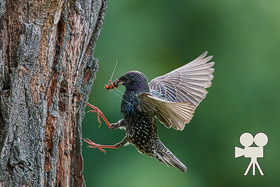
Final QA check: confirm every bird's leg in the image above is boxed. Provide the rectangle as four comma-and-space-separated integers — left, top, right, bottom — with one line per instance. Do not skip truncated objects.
86, 102, 111, 128
110, 119, 125, 129
83, 136, 129, 153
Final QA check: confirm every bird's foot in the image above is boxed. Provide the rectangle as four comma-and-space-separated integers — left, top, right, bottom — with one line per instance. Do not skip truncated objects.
83, 138, 117, 154
86, 103, 111, 128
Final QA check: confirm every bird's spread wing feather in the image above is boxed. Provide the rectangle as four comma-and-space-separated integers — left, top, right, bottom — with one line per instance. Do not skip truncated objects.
138, 93, 195, 131
149, 51, 214, 106
138, 51, 214, 130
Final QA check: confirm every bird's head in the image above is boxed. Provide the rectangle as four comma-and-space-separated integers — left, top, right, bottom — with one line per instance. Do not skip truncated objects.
105, 71, 149, 92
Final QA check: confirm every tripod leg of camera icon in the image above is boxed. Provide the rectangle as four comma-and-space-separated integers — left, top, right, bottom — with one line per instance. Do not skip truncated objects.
244, 158, 264, 176
235, 132, 268, 176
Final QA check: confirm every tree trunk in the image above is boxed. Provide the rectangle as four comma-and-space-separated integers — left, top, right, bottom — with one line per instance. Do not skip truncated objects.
0, 0, 106, 186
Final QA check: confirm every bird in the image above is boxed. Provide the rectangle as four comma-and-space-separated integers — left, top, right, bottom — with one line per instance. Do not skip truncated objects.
84, 51, 214, 172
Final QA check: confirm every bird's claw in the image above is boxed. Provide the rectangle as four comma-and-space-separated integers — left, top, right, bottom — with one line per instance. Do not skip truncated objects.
88, 145, 106, 153
83, 138, 107, 154
88, 109, 102, 127
86, 103, 111, 128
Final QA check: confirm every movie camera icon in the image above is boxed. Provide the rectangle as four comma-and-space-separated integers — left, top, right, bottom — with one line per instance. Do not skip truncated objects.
235, 132, 268, 176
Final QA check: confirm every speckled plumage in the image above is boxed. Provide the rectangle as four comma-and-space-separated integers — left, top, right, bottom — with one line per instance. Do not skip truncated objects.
125, 112, 157, 155
116, 71, 187, 172
85, 52, 215, 173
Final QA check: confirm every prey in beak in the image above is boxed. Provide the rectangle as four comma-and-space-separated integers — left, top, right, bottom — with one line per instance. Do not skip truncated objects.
104, 79, 123, 90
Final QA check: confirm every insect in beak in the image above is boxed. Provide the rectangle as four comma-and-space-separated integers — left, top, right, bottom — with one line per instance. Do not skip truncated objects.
104, 79, 122, 90
105, 59, 119, 90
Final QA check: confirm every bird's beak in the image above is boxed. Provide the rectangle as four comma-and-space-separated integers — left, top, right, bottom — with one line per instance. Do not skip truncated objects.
113, 79, 123, 88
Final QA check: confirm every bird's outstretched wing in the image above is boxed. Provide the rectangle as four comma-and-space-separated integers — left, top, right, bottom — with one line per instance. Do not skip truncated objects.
149, 51, 214, 106
138, 51, 214, 131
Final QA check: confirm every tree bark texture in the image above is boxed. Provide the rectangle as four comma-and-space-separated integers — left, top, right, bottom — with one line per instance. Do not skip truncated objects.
0, 0, 106, 186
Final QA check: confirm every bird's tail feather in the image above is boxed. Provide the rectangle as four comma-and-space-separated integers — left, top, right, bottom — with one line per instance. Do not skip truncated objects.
154, 143, 187, 173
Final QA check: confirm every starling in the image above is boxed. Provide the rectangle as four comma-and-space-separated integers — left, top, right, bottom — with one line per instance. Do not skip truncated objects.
84, 51, 214, 172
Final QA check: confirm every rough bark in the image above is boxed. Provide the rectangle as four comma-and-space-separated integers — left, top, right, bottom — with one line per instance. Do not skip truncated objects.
0, 0, 106, 186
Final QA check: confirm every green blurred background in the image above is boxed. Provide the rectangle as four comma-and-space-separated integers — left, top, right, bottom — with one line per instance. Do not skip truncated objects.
82, 0, 280, 186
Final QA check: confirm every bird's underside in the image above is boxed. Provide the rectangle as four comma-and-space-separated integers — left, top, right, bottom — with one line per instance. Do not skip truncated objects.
84, 103, 188, 172
84, 51, 215, 173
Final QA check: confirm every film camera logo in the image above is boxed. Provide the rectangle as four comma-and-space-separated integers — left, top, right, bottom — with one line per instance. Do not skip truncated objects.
235, 132, 268, 176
